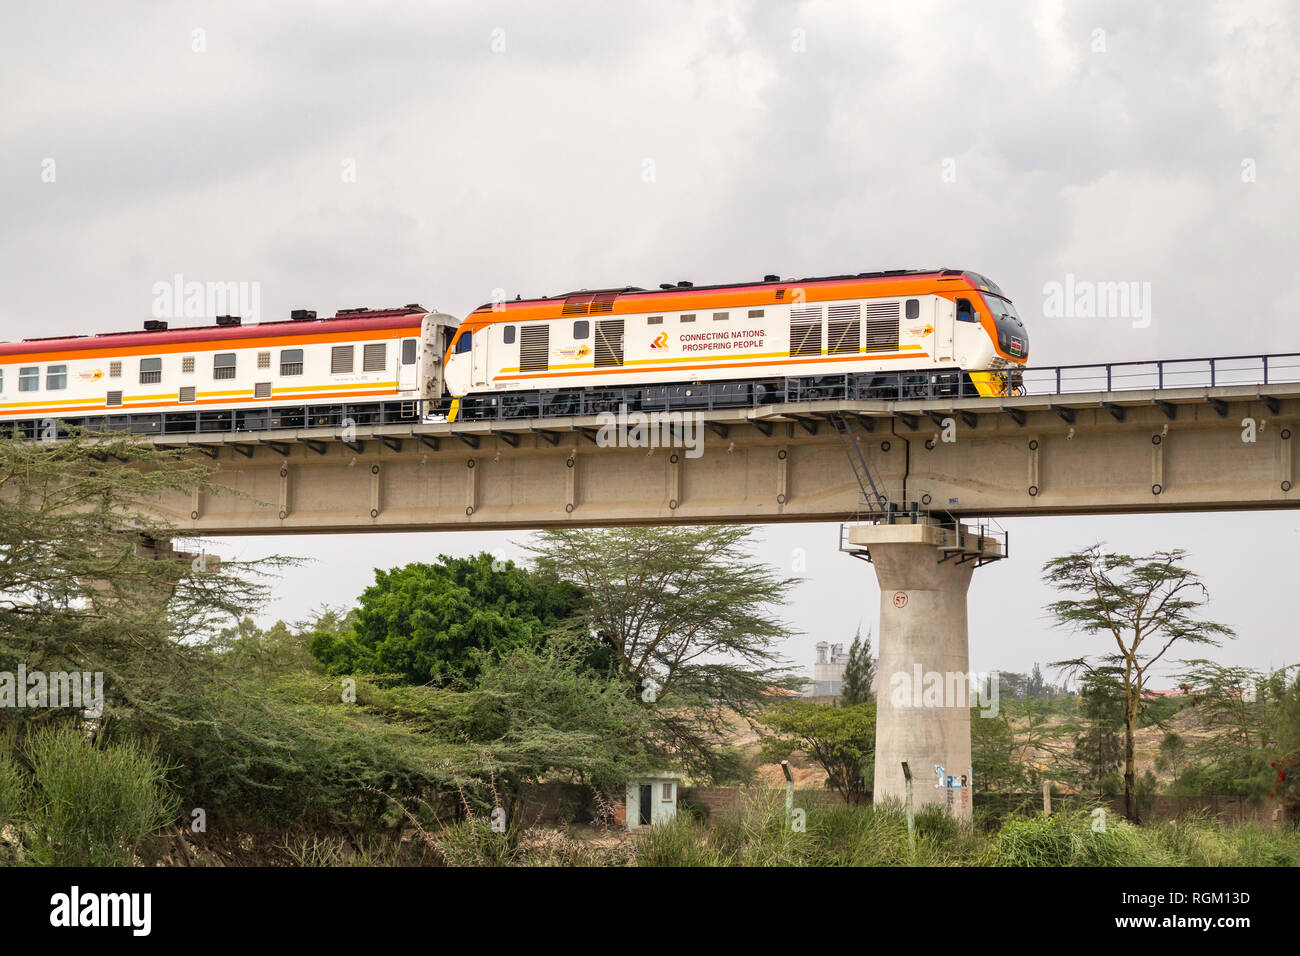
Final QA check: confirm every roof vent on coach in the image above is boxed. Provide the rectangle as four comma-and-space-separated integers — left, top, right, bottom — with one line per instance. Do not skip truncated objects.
290, 309, 317, 321
215, 315, 242, 326
764, 274, 780, 282
144, 319, 168, 331
676, 281, 693, 288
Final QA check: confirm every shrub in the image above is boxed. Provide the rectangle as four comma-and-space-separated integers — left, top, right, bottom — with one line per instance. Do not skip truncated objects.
24, 727, 180, 866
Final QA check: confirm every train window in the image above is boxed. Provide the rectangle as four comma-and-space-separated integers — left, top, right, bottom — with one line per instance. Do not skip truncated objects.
331, 345, 354, 374
213, 353, 236, 380
713, 312, 728, 321
106, 391, 122, 407
573, 320, 590, 339
182, 356, 195, 373
0, 369, 4, 391
905, 299, 920, 320
680, 314, 696, 323
46, 365, 67, 390
19, 367, 38, 392
647, 316, 663, 325
280, 348, 304, 376
109, 361, 122, 378
503, 325, 516, 344
362, 343, 387, 371
452, 332, 472, 355
956, 298, 977, 322
139, 358, 161, 385
401, 339, 417, 365
748, 310, 764, 318
178, 386, 196, 403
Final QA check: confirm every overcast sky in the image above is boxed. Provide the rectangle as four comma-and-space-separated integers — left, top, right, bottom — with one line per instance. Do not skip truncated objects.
4, 0, 1298, 684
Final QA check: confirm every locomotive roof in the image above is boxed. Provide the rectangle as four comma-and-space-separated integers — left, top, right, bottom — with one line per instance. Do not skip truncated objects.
478, 268, 1000, 312
468, 268, 1001, 318
0, 307, 427, 358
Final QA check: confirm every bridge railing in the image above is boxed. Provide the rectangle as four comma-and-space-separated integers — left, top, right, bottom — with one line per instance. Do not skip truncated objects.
1017, 352, 1300, 396
9, 352, 1300, 440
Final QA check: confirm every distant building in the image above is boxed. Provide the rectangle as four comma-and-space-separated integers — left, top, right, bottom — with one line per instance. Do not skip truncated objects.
811, 641, 848, 697
803, 641, 878, 700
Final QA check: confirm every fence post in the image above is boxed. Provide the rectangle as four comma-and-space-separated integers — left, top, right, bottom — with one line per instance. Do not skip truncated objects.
902, 760, 915, 856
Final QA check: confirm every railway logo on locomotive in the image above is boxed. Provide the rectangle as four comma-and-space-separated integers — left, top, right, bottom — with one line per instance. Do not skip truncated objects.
649, 331, 669, 350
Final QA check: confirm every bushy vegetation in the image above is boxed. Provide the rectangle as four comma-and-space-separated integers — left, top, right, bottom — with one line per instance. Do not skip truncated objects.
0, 727, 178, 865
632, 800, 1300, 868
0, 432, 1295, 867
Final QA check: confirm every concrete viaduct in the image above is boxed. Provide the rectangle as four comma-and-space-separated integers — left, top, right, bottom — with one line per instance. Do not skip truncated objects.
140, 355, 1300, 817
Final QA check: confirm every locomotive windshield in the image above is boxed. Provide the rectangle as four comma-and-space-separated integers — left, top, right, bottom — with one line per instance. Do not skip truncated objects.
981, 292, 1019, 321
981, 292, 1027, 360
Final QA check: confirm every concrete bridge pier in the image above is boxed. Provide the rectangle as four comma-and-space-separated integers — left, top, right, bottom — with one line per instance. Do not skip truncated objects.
847, 519, 1001, 819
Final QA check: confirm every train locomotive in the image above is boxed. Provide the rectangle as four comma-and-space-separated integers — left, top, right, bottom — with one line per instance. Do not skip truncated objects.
445, 268, 1027, 421
0, 269, 1026, 435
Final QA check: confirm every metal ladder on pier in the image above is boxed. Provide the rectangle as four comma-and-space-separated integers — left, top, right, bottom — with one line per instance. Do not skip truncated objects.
828, 414, 887, 515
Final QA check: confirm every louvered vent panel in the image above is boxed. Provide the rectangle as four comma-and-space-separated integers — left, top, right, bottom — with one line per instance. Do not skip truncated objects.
331, 345, 354, 374
178, 386, 196, 403
864, 300, 901, 351
789, 306, 823, 356
827, 304, 862, 354
106, 391, 122, 407
362, 343, 387, 372
590, 292, 619, 314
594, 319, 624, 368
254, 382, 272, 399
520, 325, 550, 371
561, 294, 594, 316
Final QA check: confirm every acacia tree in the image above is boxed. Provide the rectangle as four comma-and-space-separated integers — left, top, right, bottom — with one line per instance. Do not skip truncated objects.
1043, 546, 1234, 822
525, 526, 802, 780
759, 700, 875, 803
0, 430, 283, 742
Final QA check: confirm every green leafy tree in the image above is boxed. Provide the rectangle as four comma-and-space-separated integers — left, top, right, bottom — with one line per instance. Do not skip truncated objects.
759, 700, 876, 803
526, 526, 802, 781
1066, 668, 1127, 799
309, 554, 585, 684
1156, 732, 1189, 790
1174, 661, 1299, 801
840, 626, 874, 705
972, 694, 1072, 794
1043, 546, 1234, 822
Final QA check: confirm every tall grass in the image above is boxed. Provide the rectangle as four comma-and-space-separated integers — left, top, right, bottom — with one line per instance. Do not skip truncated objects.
22, 727, 180, 866
629, 790, 1300, 867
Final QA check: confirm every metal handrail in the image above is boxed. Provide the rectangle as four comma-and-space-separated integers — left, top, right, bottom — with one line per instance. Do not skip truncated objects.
6, 351, 1300, 440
